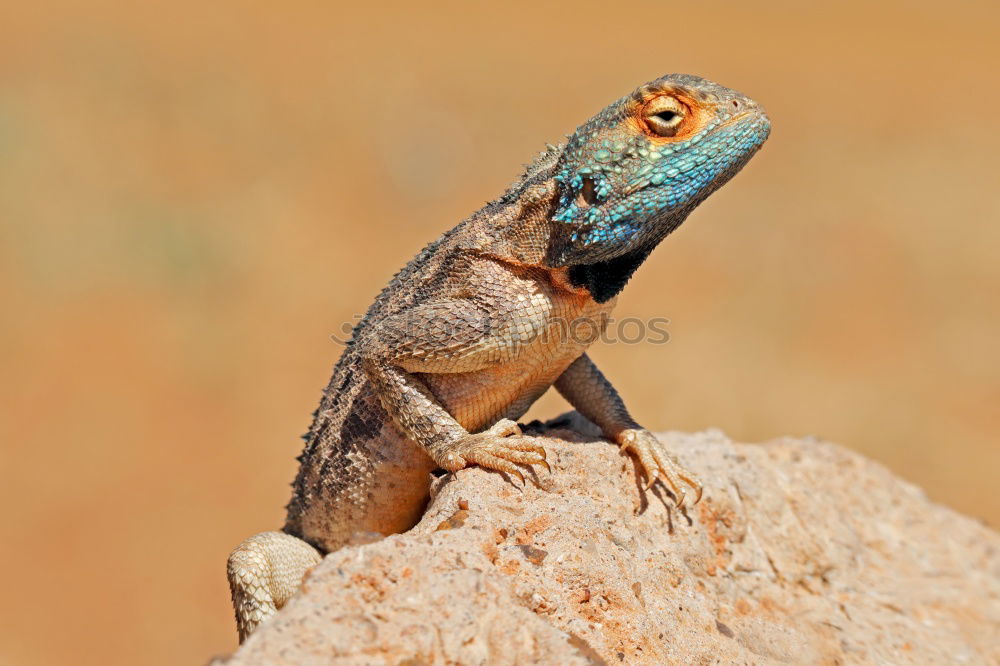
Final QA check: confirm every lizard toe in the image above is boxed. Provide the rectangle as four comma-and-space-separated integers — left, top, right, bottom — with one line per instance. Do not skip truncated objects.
618, 429, 703, 508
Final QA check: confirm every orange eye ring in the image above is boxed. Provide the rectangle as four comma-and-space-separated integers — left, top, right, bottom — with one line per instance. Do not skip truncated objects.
635, 92, 704, 142
643, 96, 687, 137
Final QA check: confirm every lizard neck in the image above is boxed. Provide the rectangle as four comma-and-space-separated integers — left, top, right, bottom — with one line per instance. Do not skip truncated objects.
461, 140, 661, 304
461, 175, 562, 267
557, 209, 690, 303
469, 181, 657, 303
459, 142, 567, 265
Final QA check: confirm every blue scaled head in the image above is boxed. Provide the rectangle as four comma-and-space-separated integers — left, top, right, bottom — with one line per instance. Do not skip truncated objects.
546, 74, 770, 267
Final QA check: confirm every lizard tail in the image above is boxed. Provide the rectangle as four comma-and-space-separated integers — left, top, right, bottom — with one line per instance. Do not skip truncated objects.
226, 530, 322, 642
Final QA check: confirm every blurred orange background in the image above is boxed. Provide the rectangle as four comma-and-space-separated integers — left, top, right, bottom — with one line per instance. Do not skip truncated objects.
2, 1, 998, 664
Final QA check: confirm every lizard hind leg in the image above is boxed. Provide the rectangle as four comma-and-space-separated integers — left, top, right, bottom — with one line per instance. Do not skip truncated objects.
226, 531, 323, 643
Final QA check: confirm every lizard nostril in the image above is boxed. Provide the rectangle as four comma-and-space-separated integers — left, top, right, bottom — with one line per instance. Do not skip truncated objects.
731, 100, 742, 111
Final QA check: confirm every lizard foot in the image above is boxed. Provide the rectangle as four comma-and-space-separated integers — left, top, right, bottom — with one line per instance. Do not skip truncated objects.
438, 418, 550, 483
617, 429, 703, 509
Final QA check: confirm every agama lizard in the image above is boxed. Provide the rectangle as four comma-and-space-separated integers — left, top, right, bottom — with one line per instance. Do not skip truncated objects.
227, 73, 770, 642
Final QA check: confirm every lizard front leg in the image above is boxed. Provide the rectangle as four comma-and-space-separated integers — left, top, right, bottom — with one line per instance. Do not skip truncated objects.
359, 298, 549, 483
555, 353, 702, 508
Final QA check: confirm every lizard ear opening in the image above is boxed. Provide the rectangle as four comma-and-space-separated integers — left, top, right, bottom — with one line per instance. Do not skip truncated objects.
576, 177, 599, 208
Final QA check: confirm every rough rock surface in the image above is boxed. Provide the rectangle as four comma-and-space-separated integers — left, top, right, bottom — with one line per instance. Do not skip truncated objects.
220, 413, 1000, 665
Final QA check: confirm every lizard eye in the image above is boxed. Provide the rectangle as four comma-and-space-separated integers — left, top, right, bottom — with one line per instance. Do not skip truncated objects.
643, 96, 687, 137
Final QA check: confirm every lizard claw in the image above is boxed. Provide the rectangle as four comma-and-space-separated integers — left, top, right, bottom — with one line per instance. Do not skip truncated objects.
439, 419, 551, 482
618, 429, 703, 509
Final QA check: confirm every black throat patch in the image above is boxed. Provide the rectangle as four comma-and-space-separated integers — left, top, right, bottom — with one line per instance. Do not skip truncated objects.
567, 246, 653, 303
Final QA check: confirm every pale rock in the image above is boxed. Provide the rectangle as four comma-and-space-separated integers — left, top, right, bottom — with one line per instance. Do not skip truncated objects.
219, 413, 1000, 665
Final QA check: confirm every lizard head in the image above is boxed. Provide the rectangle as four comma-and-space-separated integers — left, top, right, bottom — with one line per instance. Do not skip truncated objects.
546, 74, 770, 296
